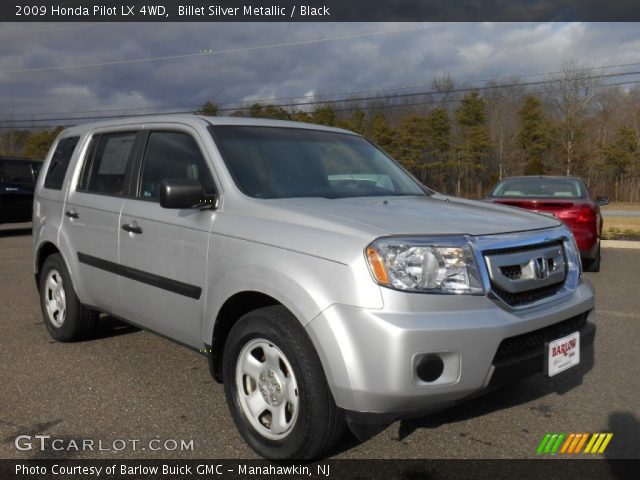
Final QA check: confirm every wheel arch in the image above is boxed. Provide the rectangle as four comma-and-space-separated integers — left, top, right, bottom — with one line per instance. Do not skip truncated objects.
208, 291, 284, 383
34, 241, 62, 291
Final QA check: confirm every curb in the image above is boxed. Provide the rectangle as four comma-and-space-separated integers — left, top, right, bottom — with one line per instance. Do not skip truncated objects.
602, 240, 640, 250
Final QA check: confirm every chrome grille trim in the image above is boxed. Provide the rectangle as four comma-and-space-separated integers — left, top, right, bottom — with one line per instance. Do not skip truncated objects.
484, 241, 566, 294
466, 226, 581, 311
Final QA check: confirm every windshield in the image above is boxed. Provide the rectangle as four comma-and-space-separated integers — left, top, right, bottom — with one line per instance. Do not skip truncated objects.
210, 126, 427, 199
490, 177, 586, 199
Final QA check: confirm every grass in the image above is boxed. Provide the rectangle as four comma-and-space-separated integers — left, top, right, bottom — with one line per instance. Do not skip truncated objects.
602, 216, 640, 240
597, 203, 640, 239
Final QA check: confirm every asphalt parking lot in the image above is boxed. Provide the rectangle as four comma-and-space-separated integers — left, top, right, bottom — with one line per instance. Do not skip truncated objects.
1, 223, 638, 460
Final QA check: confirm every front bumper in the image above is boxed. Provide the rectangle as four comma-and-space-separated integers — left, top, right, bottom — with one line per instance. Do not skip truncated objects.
305, 278, 595, 417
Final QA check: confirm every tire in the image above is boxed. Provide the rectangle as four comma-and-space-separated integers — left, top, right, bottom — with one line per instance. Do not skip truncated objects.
583, 243, 601, 273
39, 253, 98, 342
222, 305, 345, 459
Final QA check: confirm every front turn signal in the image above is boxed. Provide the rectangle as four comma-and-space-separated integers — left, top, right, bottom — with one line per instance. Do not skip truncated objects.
366, 246, 390, 285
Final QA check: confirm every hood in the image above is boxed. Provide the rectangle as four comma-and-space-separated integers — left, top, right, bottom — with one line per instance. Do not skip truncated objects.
220, 194, 562, 265
275, 194, 561, 236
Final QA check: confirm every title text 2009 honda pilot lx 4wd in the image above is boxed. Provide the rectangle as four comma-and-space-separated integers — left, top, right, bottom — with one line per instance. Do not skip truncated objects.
33, 116, 595, 459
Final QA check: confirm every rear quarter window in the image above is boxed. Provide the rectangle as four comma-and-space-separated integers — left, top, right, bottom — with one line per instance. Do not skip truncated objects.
44, 136, 80, 190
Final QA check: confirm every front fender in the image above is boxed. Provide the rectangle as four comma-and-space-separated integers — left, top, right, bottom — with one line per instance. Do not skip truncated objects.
202, 234, 382, 344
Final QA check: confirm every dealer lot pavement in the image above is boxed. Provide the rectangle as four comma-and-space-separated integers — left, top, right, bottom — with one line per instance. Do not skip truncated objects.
0, 223, 638, 459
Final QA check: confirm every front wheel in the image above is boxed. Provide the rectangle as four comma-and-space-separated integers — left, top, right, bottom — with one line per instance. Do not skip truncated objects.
222, 305, 345, 459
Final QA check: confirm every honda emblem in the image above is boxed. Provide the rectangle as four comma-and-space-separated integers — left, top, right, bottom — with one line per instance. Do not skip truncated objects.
533, 256, 550, 279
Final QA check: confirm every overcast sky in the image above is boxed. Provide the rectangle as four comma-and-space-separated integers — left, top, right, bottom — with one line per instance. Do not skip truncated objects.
0, 22, 639, 126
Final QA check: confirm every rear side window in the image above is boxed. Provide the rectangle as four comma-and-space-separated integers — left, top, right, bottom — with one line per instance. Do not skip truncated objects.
138, 131, 215, 201
79, 132, 137, 196
1, 160, 34, 185
44, 136, 79, 190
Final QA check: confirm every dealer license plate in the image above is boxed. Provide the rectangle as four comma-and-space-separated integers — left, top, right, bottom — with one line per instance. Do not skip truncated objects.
545, 331, 580, 377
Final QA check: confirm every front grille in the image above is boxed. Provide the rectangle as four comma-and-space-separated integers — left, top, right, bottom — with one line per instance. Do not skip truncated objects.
485, 240, 567, 307
493, 313, 588, 363
499, 258, 558, 281
492, 281, 564, 307
500, 265, 522, 279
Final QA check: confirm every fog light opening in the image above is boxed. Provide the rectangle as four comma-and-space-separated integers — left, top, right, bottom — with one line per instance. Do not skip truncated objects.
416, 354, 445, 382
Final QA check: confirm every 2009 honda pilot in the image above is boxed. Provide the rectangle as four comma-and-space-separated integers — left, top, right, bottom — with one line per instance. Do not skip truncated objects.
33, 115, 595, 459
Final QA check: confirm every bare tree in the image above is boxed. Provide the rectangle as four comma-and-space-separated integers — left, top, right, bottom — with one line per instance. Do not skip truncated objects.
547, 61, 600, 176
432, 73, 455, 101
485, 77, 525, 180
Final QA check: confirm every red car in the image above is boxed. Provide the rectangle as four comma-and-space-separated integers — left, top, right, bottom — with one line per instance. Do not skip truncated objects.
487, 176, 608, 272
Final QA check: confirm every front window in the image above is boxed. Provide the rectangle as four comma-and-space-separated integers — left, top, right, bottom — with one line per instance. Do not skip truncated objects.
139, 131, 216, 201
490, 177, 586, 199
210, 126, 427, 199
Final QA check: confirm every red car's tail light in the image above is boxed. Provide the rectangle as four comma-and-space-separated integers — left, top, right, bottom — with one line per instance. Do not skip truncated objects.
575, 204, 596, 224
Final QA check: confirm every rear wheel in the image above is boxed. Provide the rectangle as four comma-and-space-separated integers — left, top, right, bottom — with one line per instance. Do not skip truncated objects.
222, 305, 345, 459
39, 254, 98, 341
583, 242, 601, 272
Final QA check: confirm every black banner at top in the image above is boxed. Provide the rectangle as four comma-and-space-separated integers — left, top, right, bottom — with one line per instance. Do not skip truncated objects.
3, 0, 640, 22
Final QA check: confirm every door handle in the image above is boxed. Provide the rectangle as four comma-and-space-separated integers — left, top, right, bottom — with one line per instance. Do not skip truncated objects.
121, 223, 143, 234
65, 210, 79, 219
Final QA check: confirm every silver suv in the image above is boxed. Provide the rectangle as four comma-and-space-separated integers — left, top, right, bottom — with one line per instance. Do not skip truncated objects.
33, 115, 595, 459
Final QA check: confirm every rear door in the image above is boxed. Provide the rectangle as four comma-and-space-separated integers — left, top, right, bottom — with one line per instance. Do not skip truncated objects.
118, 127, 217, 347
62, 129, 141, 311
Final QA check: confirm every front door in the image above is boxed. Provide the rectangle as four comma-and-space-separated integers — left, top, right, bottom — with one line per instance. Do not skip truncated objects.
118, 128, 217, 348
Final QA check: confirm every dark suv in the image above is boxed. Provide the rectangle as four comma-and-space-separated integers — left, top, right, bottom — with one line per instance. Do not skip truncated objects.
0, 157, 42, 224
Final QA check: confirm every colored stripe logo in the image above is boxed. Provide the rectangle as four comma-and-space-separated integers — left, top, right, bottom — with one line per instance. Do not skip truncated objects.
537, 433, 613, 454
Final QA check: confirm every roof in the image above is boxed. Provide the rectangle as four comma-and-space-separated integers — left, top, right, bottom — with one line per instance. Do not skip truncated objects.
57, 114, 355, 137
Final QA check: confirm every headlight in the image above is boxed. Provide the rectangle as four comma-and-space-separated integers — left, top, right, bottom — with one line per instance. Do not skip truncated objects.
365, 236, 484, 294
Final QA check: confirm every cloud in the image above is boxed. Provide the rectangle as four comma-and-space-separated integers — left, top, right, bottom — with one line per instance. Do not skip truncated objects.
458, 42, 494, 62
0, 22, 639, 125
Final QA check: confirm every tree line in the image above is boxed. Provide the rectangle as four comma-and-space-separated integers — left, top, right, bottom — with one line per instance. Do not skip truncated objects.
2, 63, 639, 201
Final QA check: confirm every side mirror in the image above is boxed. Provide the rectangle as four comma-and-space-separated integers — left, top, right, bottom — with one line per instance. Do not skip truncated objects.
596, 196, 609, 207
160, 178, 205, 209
